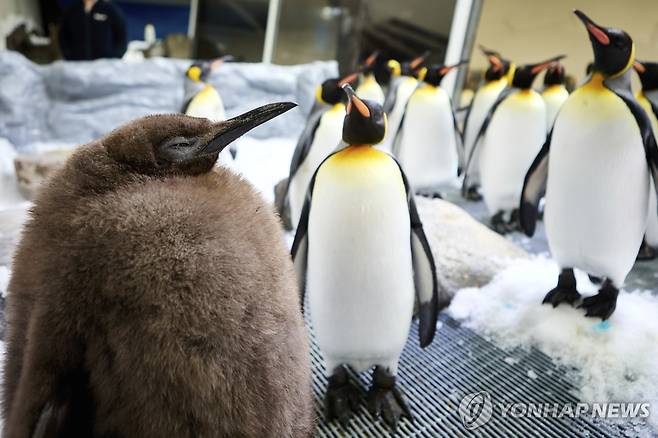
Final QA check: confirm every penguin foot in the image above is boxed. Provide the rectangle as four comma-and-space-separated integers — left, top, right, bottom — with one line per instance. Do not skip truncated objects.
506, 209, 521, 233
579, 280, 619, 320
588, 274, 603, 285
637, 239, 657, 261
324, 367, 360, 426
366, 367, 412, 430
464, 186, 482, 202
490, 211, 509, 234
543, 268, 580, 307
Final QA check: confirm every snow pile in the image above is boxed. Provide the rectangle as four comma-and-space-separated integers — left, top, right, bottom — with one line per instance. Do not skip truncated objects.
0, 266, 9, 298
449, 257, 658, 429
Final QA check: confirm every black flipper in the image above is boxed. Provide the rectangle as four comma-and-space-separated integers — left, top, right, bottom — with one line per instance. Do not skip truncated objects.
392, 158, 447, 347
462, 87, 516, 194
604, 79, 658, 213
448, 96, 465, 174
383, 78, 400, 114
519, 129, 553, 236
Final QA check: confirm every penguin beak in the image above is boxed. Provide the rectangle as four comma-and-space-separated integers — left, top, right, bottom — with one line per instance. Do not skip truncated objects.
574, 10, 610, 46
342, 84, 370, 117
210, 55, 234, 71
529, 55, 566, 74
634, 61, 646, 74
202, 102, 297, 154
439, 60, 469, 75
338, 72, 359, 87
364, 50, 380, 67
479, 45, 498, 57
409, 51, 430, 70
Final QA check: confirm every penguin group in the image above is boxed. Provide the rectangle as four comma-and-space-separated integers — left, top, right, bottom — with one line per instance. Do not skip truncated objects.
4, 6, 658, 436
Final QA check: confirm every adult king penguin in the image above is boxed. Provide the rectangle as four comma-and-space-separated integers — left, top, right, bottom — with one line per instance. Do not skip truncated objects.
379, 53, 428, 152
464, 54, 565, 233
292, 84, 448, 428
356, 51, 386, 105
520, 11, 658, 320
3, 103, 315, 436
394, 61, 467, 196
541, 62, 570, 131
461, 46, 514, 201
283, 73, 358, 229
182, 57, 235, 165
634, 60, 658, 260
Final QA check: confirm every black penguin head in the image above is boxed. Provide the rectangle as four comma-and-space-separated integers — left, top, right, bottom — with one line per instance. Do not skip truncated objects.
185, 55, 233, 82
316, 73, 358, 105
104, 102, 296, 175
480, 45, 512, 81
422, 60, 469, 86
512, 55, 566, 89
341, 84, 386, 145
575, 10, 634, 78
634, 61, 658, 92
543, 62, 566, 86
360, 51, 380, 75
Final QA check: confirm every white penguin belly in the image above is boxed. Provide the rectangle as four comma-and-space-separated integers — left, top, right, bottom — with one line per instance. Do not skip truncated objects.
463, 80, 507, 181
289, 107, 344, 227
637, 95, 658, 246
397, 86, 458, 189
545, 86, 649, 285
379, 77, 417, 152
356, 76, 385, 105
542, 85, 569, 131
307, 147, 415, 373
479, 91, 546, 214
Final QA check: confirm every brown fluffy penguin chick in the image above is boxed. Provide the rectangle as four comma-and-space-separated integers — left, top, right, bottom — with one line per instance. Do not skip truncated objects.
2, 103, 315, 437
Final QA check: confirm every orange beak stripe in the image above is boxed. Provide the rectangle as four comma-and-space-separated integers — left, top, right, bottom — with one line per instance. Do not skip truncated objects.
587, 23, 610, 45
351, 96, 370, 117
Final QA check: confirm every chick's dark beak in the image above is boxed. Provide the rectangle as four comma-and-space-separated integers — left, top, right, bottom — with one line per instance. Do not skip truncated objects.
202, 102, 297, 154
574, 10, 610, 46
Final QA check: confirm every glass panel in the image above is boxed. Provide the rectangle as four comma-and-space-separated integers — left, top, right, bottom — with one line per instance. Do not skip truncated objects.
195, 0, 269, 61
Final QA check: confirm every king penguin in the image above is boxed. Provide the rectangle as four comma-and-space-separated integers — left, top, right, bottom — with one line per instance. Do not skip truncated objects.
520, 11, 658, 320
461, 46, 514, 201
182, 57, 235, 166
394, 61, 467, 197
2, 103, 315, 436
356, 51, 386, 105
633, 60, 658, 260
379, 53, 428, 153
464, 54, 565, 233
541, 62, 570, 131
292, 84, 449, 428
283, 73, 358, 229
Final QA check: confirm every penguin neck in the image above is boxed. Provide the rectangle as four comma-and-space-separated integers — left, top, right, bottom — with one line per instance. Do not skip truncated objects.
585, 72, 606, 90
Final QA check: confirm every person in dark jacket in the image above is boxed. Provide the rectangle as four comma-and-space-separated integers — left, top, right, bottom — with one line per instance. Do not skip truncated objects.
59, 0, 127, 60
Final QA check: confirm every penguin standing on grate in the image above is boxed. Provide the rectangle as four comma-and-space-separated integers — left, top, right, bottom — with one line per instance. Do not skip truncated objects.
292, 84, 450, 429
2, 103, 315, 437
520, 11, 658, 320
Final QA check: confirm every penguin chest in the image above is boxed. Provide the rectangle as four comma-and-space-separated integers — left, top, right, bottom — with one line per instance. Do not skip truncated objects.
464, 79, 507, 156
545, 85, 649, 284
480, 90, 546, 212
289, 105, 345, 226
356, 76, 385, 105
381, 77, 418, 151
542, 85, 569, 130
185, 86, 225, 121
306, 147, 415, 366
398, 86, 458, 188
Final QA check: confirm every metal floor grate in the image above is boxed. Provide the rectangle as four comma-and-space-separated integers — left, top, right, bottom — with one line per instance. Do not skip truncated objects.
309, 313, 629, 437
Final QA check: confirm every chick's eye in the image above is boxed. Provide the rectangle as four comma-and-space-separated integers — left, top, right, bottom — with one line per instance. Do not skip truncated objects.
167, 137, 191, 149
